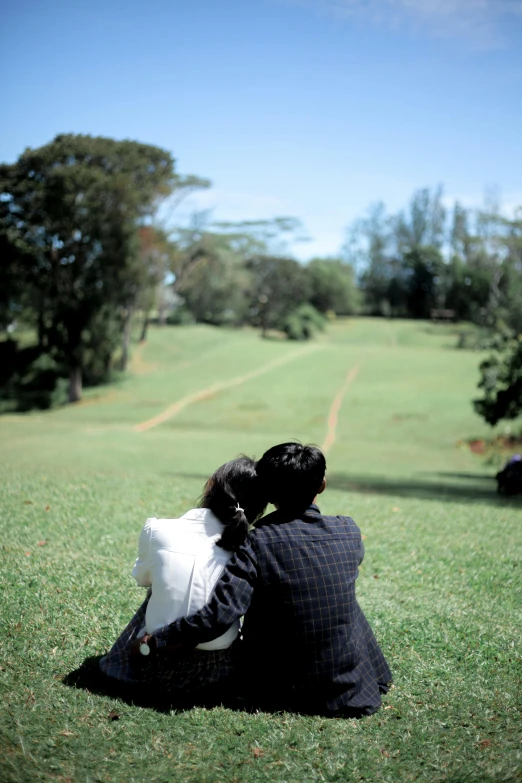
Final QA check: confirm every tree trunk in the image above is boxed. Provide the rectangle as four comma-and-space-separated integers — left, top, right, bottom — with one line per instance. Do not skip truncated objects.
120, 308, 133, 371
68, 363, 82, 403
140, 311, 150, 342
158, 301, 167, 326
37, 294, 46, 349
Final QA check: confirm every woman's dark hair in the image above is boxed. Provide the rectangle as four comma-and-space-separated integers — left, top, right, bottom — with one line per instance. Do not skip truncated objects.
256, 442, 326, 513
199, 456, 267, 551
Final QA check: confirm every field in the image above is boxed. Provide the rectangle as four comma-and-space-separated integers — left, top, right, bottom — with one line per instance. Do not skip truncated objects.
1, 317, 521, 783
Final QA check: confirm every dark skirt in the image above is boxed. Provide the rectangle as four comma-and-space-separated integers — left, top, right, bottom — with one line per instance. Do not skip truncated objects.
99, 597, 240, 707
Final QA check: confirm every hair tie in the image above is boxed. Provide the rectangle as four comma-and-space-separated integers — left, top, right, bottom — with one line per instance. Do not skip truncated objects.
234, 503, 245, 514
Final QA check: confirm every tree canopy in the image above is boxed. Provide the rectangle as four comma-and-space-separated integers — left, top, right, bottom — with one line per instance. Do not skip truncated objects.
0, 134, 178, 400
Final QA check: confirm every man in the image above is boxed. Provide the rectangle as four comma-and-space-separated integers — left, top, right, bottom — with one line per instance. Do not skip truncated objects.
140, 443, 392, 716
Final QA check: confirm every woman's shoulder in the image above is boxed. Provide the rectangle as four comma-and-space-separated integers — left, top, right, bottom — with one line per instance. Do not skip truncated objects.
142, 509, 223, 533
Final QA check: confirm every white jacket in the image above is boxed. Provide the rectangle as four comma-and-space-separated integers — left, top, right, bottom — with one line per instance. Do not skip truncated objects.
132, 508, 239, 650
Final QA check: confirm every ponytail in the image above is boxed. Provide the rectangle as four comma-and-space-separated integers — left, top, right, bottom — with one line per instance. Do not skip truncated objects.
199, 457, 267, 552
216, 505, 250, 551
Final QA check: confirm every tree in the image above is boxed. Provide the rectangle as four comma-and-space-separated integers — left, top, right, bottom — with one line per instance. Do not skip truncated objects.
444, 256, 492, 324
212, 216, 309, 258
403, 245, 445, 319
344, 187, 522, 327
494, 210, 522, 333
170, 215, 313, 332
394, 186, 446, 252
135, 225, 175, 344
474, 336, 522, 425
175, 227, 250, 325
0, 134, 178, 401
246, 256, 311, 337
283, 303, 325, 340
307, 258, 360, 315
345, 203, 388, 315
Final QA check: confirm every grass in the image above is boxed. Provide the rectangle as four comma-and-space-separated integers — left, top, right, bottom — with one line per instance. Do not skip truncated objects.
1, 317, 521, 783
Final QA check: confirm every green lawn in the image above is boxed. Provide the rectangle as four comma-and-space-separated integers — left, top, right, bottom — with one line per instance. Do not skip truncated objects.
1, 318, 521, 783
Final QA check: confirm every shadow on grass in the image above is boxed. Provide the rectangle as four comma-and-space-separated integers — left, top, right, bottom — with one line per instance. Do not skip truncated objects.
326, 472, 521, 507
64, 656, 374, 720
63, 655, 244, 714
165, 470, 520, 507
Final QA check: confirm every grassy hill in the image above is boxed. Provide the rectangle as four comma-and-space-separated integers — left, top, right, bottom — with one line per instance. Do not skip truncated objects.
1, 318, 520, 783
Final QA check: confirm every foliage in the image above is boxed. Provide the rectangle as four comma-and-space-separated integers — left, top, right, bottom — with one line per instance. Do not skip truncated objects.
0, 134, 178, 401
444, 256, 493, 324
211, 216, 309, 257
474, 335, 522, 425
307, 257, 360, 315
283, 303, 325, 340
0, 348, 69, 412
173, 222, 250, 326
345, 190, 522, 330
170, 217, 321, 333
246, 255, 311, 336
166, 304, 196, 326
135, 224, 175, 332
403, 245, 445, 319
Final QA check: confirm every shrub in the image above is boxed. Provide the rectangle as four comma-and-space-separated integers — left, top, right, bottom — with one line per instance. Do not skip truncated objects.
0, 351, 68, 412
283, 304, 325, 341
166, 306, 196, 326
474, 335, 522, 425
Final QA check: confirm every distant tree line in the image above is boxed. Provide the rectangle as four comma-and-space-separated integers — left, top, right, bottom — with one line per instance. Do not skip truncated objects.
0, 135, 358, 406
343, 188, 522, 427
168, 217, 359, 335
1, 136, 521, 422
344, 186, 522, 333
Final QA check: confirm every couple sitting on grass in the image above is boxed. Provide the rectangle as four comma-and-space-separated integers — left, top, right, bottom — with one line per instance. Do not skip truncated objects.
100, 442, 392, 717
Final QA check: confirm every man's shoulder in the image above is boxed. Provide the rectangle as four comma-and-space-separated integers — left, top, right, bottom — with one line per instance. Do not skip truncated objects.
251, 506, 361, 539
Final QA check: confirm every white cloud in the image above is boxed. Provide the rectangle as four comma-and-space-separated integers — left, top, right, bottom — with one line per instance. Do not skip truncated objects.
291, 0, 522, 49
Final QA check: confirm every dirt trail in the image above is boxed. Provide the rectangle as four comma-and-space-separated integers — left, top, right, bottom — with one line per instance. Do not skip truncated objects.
134, 343, 320, 433
321, 365, 360, 454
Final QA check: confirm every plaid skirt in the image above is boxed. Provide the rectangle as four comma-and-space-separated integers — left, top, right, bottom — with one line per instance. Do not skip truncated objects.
99, 596, 240, 702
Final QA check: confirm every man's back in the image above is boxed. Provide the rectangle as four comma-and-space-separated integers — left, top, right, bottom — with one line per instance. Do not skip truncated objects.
243, 505, 391, 715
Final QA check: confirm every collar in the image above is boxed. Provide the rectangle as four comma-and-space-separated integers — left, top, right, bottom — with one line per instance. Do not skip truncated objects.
256, 503, 321, 527
179, 507, 223, 529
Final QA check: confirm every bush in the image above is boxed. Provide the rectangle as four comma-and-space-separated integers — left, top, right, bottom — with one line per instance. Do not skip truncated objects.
283, 304, 325, 341
474, 336, 522, 425
0, 352, 69, 412
166, 305, 196, 326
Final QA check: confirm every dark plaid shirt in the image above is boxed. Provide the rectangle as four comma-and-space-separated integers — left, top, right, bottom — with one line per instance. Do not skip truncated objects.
154, 504, 392, 715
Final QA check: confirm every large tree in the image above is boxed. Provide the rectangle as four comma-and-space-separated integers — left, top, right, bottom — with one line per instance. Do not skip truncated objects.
246, 255, 311, 337
0, 134, 178, 401
307, 257, 359, 315
173, 222, 250, 325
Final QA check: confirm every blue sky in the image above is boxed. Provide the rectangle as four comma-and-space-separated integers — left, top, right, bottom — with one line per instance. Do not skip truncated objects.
2, 0, 522, 258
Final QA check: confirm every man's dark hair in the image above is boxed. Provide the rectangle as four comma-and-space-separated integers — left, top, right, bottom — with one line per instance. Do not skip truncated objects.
256, 442, 326, 512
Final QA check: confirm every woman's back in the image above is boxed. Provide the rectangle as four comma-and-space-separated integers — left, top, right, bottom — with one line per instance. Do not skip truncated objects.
133, 508, 239, 650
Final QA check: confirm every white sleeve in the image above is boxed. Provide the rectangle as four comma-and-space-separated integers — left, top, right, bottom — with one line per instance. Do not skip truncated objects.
132, 519, 154, 587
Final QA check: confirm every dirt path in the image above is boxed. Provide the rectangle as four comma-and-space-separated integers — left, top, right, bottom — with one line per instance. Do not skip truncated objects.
134, 343, 321, 433
321, 365, 360, 454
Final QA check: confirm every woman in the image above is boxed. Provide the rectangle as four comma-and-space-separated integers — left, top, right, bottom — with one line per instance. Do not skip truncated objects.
99, 456, 266, 706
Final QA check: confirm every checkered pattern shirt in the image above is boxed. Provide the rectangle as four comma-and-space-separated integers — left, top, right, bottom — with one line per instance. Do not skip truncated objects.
154, 505, 392, 715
